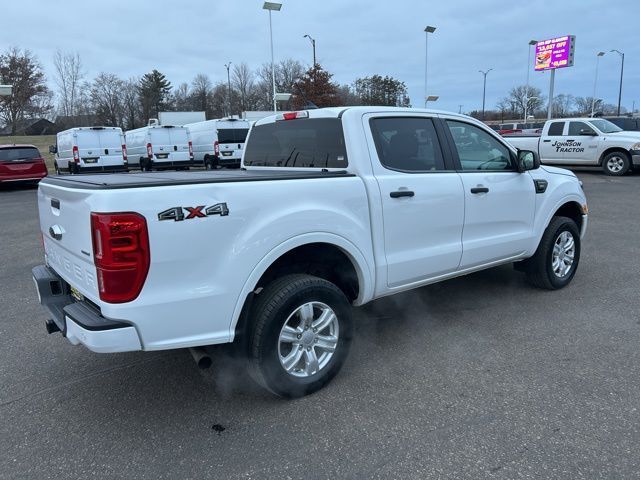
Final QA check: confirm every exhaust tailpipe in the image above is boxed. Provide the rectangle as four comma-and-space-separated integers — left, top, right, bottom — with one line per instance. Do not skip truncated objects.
189, 347, 212, 369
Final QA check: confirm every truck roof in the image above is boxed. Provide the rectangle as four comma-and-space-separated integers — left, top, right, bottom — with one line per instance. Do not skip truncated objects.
253, 106, 474, 126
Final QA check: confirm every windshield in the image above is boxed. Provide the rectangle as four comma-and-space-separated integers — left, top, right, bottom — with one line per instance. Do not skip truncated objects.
0, 147, 41, 161
590, 119, 623, 133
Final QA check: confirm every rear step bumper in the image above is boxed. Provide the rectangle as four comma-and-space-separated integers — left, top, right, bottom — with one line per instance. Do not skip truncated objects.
32, 265, 142, 353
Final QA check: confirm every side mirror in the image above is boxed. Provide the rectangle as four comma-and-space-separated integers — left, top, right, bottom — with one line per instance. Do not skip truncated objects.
49, 145, 57, 154
579, 129, 597, 136
517, 149, 540, 172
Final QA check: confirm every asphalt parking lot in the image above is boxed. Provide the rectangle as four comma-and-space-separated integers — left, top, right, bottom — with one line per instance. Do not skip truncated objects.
1, 172, 639, 480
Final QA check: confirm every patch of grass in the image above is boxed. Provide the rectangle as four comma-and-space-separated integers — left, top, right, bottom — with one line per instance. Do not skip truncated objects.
1, 135, 57, 172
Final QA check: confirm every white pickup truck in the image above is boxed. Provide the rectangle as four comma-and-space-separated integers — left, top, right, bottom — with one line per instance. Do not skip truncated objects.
32, 107, 588, 397
505, 117, 640, 175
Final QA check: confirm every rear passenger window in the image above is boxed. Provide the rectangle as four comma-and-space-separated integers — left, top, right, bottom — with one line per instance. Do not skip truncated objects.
369, 117, 445, 172
547, 122, 565, 136
568, 122, 595, 136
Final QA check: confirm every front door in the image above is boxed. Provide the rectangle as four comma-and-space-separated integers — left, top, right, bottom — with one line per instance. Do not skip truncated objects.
365, 114, 465, 287
444, 119, 536, 269
560, 121, 600, 164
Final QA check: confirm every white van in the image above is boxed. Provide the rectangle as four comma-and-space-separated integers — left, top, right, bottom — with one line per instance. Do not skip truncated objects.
125, 125, 193, 171
52, 127, 127, 174
186, 118, 250, 169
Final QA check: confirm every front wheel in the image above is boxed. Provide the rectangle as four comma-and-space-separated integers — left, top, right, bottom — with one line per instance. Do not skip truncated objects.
524, 216, 581, 290
602, 151, 630, 176
247, 274, 353, 398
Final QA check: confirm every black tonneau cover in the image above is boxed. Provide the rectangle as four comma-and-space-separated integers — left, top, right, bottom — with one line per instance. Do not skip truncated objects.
40, 169, 353, 190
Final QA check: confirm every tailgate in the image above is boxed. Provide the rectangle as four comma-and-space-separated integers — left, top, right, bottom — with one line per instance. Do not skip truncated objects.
37, 182, 99, 302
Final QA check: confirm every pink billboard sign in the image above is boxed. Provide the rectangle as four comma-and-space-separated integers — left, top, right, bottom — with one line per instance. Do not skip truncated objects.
535, 35, 576, 71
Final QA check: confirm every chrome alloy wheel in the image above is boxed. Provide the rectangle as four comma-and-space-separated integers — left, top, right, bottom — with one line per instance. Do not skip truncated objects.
552, 231, 575, 278
607, 155, 625, 173
278, 301, 339, 378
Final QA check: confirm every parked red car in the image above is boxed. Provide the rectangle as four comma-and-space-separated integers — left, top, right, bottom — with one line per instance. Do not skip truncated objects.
0, 144, 48, 184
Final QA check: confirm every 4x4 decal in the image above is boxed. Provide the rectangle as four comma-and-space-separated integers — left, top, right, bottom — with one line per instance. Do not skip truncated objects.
158, 203, 229, 222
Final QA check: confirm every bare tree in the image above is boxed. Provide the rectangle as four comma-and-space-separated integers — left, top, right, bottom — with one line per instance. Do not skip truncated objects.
173, 82, 191, 111
190, 74, 212, 113
552, 94, 574, 118
498, 85, 545, 119
122, 77, 141, 129
0, 47, 52, 134
90, 73, 125, 127
53, 50, 84, 117
574, 96, 602, 116
232, 62, 253, 113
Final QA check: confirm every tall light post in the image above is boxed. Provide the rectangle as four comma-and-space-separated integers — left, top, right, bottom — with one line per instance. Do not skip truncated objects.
524, 39, 537, 122
610, 49, 625, 116
424, 25, 436, 108
591, 51, 605, 117
479, 68, 492, 120
224, 62, 232, 117
263, 2, 282, 112
303, 34, 316, 66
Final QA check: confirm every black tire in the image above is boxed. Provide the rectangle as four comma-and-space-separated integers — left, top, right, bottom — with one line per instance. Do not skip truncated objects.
524, 216, 581, 290
204, 155, 212, 170
247, 274, 353, 398
54, 162, 60, 175
602, 151, 630, 176
141, 157, 152, 172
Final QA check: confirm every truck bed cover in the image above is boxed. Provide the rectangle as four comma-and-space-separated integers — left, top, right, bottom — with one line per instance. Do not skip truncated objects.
40, 169, 354, 190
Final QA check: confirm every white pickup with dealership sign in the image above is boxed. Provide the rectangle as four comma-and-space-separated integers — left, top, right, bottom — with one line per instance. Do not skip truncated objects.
506, 118, 640, 175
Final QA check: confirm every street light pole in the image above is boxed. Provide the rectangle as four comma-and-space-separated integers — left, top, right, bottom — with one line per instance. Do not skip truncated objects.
263, 2, 282, 112
424, 26, 436, 108
524, 40, 537, 122
303, 34, 316, 66
224, 62, 232, 117
479, 68, 492, 120
611, 49, 625, 116
591, 52, 605, 117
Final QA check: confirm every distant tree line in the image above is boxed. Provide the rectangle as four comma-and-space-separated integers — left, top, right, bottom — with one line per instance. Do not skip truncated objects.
469, 85, 626, 122
0, 47, 630, 134
0, 47, 411, 132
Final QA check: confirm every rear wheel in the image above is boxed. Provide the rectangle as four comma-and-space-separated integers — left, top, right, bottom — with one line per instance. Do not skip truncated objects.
523, 216, 581, 290
54, 162, 60, 175
247, 274, 353, 397
602, 151, 630, 176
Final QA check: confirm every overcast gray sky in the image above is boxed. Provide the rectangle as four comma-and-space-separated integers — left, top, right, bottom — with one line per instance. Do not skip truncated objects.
3, 0, 639, 113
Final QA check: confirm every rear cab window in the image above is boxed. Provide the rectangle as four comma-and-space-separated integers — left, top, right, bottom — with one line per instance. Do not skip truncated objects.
243, 118, 348, 168
0, 147, 41, 162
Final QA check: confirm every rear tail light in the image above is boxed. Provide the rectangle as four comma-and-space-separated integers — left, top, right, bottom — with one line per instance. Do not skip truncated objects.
146, 143, 153, 158
188, 141, 193, 159
91, 212, 150, 303
214, 141, 219, 156
122, 144, 128, 162
72, 146, 80, 163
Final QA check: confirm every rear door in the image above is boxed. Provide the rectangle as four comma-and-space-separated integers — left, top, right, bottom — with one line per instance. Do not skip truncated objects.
149, 128, 173, 163
218, 125, 249, 160
168, 127, 190, 161
443, 118, 535, 268
97, 130, 124, 167
538, 120, 566, 163
75, 130, 101, 166
364, 113, 465, 287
